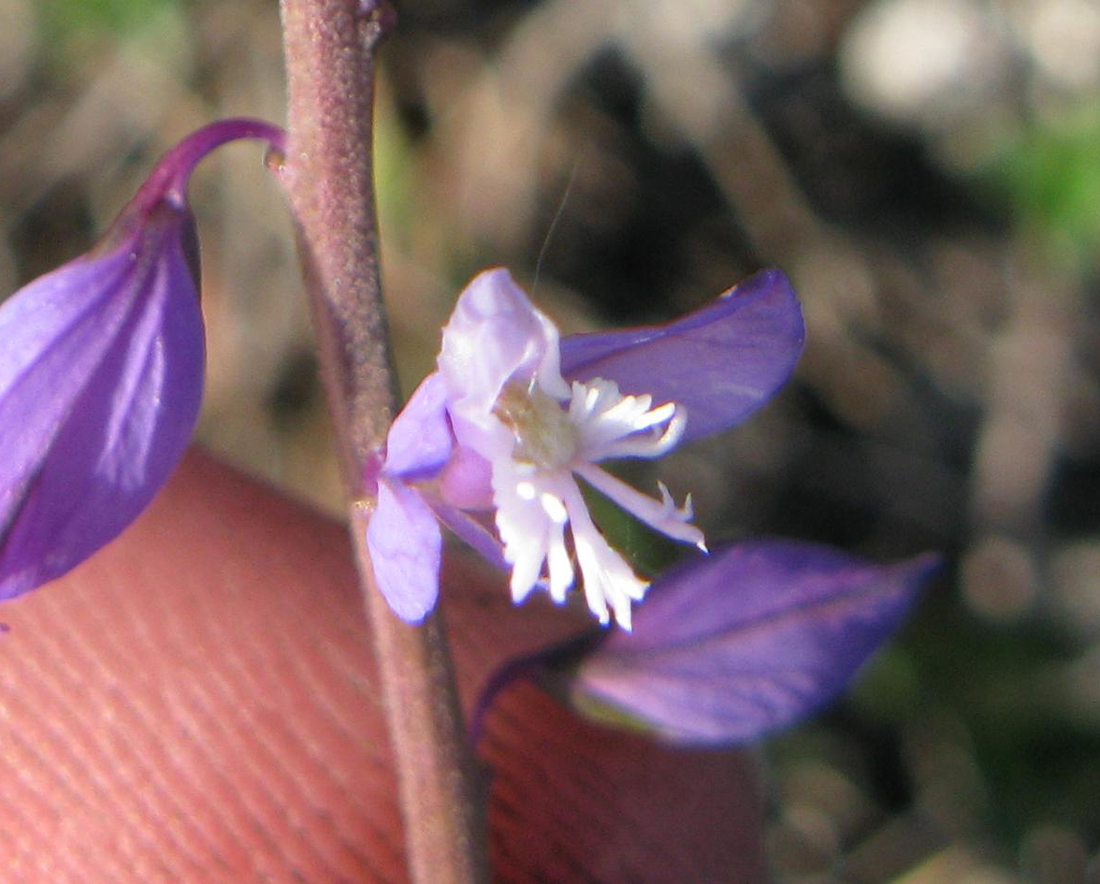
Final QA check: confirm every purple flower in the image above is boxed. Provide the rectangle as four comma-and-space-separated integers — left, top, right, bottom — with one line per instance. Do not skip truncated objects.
0, 119, 284, 601
367, 267, 804, 626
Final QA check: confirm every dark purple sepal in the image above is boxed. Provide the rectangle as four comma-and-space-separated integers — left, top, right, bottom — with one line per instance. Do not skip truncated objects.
559, 269, 804, 443
568, 540, 940, 745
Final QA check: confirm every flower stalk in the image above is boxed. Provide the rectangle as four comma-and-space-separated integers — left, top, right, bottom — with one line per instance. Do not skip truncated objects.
278, 2, 487, 883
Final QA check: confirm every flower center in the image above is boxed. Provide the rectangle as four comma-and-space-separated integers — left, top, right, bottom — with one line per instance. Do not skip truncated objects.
494, 383, 579, 470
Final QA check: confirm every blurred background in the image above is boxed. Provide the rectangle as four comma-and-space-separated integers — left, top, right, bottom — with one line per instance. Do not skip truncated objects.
1, 0, 1099, 880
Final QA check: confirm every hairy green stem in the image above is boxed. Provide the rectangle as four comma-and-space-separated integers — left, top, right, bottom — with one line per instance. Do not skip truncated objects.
278, 3, 487, 882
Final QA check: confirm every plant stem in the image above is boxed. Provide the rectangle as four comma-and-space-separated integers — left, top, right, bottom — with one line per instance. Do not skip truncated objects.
278, 3, 487, 883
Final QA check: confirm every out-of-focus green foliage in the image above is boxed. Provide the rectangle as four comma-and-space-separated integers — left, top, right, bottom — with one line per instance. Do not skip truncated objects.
993, 107, 1100, 266
40, 0, 183, 41
580, 470, 684, 580
374, 103, 415, 249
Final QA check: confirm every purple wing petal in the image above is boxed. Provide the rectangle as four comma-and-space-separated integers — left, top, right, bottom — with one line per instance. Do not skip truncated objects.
560, 269, 804, 442
0, 221, 204, 599
0, 251, 136, 541
571, 540, 939, 745
383, 372, 453, 478
367, 479, 443, 623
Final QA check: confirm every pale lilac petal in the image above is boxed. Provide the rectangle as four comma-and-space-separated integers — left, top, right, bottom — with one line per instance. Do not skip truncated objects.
0, 216, 203, 599
570, 540, 939, 744
560, 269, 804, 442
439, 268, 569, 457
382, 372, 452, 478
367, 479, 443, 623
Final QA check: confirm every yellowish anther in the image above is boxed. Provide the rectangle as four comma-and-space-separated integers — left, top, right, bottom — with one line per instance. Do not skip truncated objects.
494, 383, 580, 469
